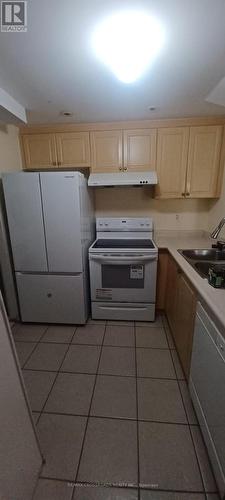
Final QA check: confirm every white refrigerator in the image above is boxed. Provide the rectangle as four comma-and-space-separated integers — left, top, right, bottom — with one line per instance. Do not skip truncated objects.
3, 171, 94, 324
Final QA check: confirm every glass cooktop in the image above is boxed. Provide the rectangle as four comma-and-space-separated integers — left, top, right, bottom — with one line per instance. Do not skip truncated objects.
92, 239, 155, 249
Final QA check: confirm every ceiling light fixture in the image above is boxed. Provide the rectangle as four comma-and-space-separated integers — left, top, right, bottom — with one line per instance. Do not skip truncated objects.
91, 10, 165, 84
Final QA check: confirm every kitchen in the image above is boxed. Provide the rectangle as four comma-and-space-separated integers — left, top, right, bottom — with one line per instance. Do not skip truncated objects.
0, 1, 225, 500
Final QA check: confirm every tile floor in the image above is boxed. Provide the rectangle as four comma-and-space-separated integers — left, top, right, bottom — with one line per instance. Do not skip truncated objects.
12, 315, 220, 500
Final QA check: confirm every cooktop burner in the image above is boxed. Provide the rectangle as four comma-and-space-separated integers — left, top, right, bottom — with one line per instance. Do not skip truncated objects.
92, 239, 155, 249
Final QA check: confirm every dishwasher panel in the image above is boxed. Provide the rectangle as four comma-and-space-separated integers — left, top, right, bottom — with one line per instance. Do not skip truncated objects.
189, 302, 225, 498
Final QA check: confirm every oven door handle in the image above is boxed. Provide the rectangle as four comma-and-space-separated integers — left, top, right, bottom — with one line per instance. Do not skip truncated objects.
90, 254, 157, 264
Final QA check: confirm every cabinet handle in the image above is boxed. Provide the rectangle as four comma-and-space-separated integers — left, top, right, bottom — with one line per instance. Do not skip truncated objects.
186, 192, 190, 196
58, 161, 61, 166
53, 161, 57, 166
123, 167, 127, 171
181, 192, 185, 196
119, 166, 123, 171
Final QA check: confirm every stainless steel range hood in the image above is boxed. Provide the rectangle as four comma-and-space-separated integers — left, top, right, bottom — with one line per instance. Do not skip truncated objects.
88, 171, 158, 187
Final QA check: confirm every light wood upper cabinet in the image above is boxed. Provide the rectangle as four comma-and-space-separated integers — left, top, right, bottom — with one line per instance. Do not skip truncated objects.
186, 125, 223, 198
123, 129, 157, 171
22, 132, 91, 169
22, 134, 57, 169
20, 120, 225, 196
90, 130, 123, 173
155, 127, 189, 198
55, 132, 90, 167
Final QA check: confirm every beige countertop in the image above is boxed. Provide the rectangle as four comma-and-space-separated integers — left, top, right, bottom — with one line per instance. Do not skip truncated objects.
154, 230, 225, 334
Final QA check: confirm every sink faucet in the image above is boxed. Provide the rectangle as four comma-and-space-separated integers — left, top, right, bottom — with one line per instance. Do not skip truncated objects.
211, 217, 225, 239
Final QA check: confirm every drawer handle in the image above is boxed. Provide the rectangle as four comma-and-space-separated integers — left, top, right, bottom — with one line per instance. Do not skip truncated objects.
47, 293, 52, 298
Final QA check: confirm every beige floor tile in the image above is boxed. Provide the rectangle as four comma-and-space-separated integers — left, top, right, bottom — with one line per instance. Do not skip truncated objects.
77, 417, 138, 485
139, 421, 203, 491
99, 346, 135, 376
24, 343, 68, 371
104, 325, 135, 347
61, 345, 101, 374
91, 375, 136, 419
72, 324, 105, 345
44, 372, 95, 415
137, 349, 176, 379
138, 378, 187, 423
38, 413, 86, 480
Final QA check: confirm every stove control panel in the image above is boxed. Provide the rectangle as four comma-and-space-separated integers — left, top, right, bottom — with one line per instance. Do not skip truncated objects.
96, 217, 153, 231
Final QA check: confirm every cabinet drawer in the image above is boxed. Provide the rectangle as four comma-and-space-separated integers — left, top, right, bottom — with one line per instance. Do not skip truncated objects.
16, 273, 85, 324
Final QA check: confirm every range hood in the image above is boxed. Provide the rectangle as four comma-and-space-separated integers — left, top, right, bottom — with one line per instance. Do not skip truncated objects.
88, 171, 158, 187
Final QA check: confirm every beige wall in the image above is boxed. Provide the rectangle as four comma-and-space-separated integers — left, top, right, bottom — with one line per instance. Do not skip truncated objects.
0, 124, 22, 173
95, 188, 210, 231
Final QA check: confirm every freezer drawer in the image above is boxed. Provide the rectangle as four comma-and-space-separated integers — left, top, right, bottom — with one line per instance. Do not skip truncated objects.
16, 273, 86, 324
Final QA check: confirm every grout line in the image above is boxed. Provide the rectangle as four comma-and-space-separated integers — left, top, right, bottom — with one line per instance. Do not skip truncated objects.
73, 321, 108, 484
39, 409, 193, 426
20, 342, 40, 369
22, 366, 183, 381
19, 324, 51, 368
18, 338, 173, 349
39, 475, 207, 495
134, 322, 141, 500
36, 327, 78, 425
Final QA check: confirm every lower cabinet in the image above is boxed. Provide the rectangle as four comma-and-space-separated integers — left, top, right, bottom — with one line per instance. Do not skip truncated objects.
165, 254, 197, 378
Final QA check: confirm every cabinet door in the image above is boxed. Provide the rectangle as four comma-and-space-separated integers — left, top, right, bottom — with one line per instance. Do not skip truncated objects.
174, 273, 197, 377
55, 132, 90, 167
156, 250, 168, 310
22, 134, 57, 169
90, 130, 123, 172
165, 255, 178, 332
186, 125, 223, 198
156, 127, 189, 198
123, 129, 157, 171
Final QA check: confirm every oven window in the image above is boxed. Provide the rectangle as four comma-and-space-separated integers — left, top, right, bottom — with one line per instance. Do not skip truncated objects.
102, 264, 145, 289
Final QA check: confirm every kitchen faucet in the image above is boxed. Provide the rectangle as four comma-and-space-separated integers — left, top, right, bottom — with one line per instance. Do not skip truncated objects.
211, 217, 225, 239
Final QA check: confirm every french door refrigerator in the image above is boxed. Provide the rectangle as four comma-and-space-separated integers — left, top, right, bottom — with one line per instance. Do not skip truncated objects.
2, 171, 94, 324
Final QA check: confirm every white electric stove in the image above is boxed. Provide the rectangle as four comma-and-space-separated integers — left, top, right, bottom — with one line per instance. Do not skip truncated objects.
89, 217, 158, 321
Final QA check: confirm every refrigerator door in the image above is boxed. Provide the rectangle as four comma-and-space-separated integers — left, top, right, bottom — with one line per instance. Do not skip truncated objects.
16, 273, 86, 324
40, 172, 83, 273
2, 173, 48, 272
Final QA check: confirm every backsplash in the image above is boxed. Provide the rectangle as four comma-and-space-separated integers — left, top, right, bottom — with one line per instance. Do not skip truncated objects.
94, 187, 210, 231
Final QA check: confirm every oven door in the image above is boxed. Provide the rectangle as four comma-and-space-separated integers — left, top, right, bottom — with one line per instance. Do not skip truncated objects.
89, 253, 157, 303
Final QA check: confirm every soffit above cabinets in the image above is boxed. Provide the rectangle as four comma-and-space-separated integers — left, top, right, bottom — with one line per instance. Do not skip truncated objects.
0, 88, 27, 124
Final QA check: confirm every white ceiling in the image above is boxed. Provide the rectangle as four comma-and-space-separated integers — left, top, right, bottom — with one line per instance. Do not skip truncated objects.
0, 0, 225, 124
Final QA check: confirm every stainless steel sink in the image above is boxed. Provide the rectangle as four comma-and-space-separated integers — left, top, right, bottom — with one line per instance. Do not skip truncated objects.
178, 249, 225, 279
180, 249, 225, 261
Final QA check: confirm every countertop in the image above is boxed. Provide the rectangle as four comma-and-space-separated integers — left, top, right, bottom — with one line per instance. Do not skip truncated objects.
154, 230, 225, 334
